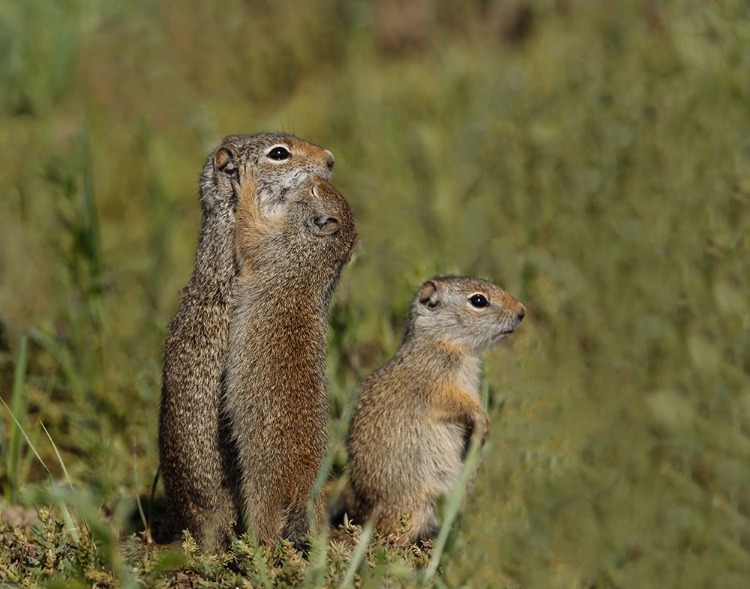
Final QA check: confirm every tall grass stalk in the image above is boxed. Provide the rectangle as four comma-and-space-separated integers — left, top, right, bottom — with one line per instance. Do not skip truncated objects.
29, 323, 84, 399
78, 123, 106, 336
39, 420, 87, 541
1, 392, 84, 544
308, 396, 355, 526
0, 335, 87, 543
148, 466, 160, 536
250, 533, 273, 589
305, 388, 357, 587
45, 484, 80, 546
3, 335, 28, 502
304, 524, 331, 589
132, 440, 152, 543
339, 522, 373, 589
422, 436, 485, 584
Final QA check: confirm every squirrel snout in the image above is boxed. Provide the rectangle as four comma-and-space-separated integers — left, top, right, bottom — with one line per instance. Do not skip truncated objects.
310, 214, 340, 236
517, 307, 526, 322
324, 150, 335, 172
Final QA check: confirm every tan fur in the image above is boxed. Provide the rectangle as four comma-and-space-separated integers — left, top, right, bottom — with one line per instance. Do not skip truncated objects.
159, 133, 335, 553
222, 176, 357, 549
342, 275, 526, 544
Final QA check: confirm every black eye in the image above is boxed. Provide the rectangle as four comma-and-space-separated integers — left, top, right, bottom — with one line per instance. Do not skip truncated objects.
469, 294, 489, 308
267, 146, 291, 161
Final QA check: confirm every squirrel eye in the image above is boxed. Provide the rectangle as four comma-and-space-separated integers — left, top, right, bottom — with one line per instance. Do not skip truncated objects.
468, 294, 489, 309
267, 146, 291, 161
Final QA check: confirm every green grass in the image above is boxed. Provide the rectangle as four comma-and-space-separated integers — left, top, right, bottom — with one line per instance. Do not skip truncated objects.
1, 0, 749, 587
2, 335, 29, 502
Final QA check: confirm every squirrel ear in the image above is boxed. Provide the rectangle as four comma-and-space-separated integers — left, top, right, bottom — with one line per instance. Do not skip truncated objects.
418, 281, 440, 310
214, 147, 238, 178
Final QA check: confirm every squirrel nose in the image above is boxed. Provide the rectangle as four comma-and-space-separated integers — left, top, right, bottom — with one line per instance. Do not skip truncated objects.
311, 215, 340, 236
324, 150, 335, 172
517, 307, 526, 322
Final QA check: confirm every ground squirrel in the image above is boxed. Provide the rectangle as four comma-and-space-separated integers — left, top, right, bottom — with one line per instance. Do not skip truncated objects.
342, 275, 526, 544
222, 173, 357, 549
159, 133, 335, 552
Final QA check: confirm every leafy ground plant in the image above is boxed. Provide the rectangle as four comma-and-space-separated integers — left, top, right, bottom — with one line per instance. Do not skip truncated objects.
0, 506, 443, 588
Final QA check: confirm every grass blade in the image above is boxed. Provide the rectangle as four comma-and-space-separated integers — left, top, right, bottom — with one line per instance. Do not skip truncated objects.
0, 395, 50, 477
18, 376, 54, 498
39, 420, 74, 493
339, 522, 373, 589
0, 396, 84, 541
149, 466, 160, 536
40, 419, 87, 539
132, 439, 152, 543
305, 521, 331, 589
55, 492, 81, 544
6, 335, 28, 502
252, 535, 273, 589
422, 437, 484, 584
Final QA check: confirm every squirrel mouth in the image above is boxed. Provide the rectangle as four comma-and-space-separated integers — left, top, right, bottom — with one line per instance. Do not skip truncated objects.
492, 330, 514, 345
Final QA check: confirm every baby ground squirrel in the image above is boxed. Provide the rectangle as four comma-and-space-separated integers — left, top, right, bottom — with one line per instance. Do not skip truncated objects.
159, 133, 335, 552
222, 172, 357, 549
343, 275, 526, 544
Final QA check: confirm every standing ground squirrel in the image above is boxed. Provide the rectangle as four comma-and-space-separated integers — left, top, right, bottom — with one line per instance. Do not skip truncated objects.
222, 172, 357, 549
343, 275, 526, 544
159, 133, 335, 552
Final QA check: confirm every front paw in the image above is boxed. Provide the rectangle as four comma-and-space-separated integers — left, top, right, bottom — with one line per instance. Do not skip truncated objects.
475, 411, 490, 447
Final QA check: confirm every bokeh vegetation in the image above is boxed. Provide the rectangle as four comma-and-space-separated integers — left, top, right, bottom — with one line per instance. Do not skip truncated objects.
1, 0, 749, 587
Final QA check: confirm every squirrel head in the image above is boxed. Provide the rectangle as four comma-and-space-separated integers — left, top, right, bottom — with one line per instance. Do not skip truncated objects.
408, 276, 526, 354
199, 133, 335, 218
235, 174, 357, 280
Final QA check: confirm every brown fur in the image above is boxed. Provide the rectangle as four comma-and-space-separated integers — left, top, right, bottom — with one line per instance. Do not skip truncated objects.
159, 133, 335, 553
341, 276, 526, 544
222, 175, 357, 549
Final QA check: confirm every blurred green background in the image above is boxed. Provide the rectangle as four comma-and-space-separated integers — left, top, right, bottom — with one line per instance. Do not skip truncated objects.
1, 0, 749, 587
